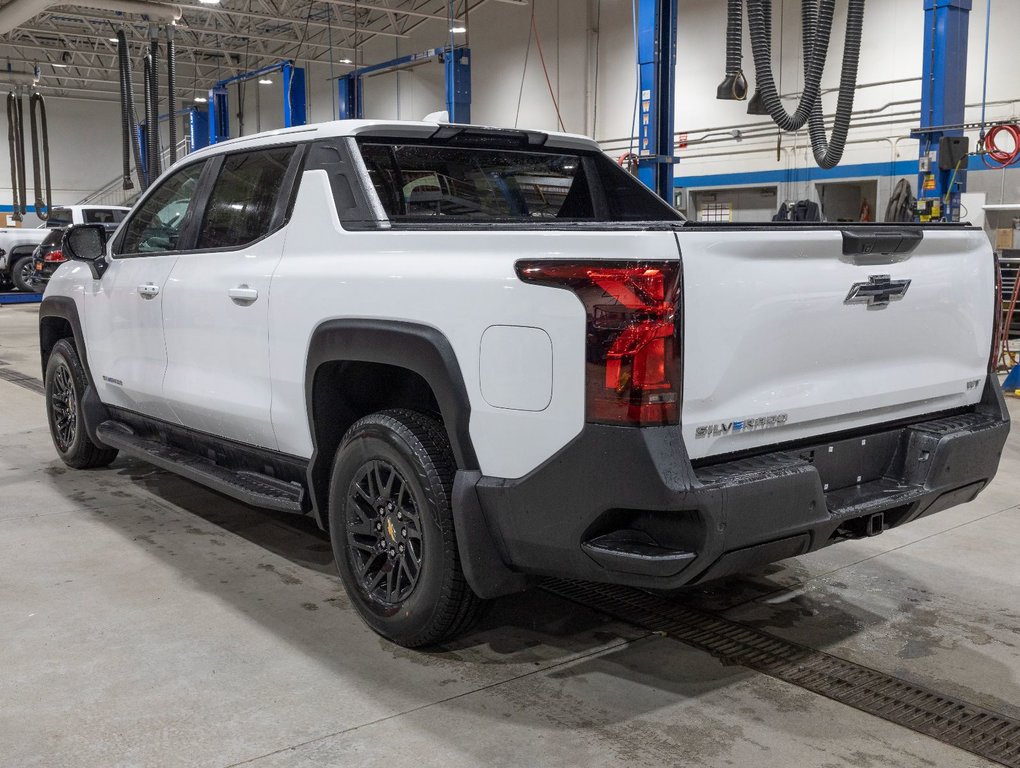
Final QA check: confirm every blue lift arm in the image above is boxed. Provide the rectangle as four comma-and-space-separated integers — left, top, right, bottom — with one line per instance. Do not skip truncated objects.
337, 46, 471, 123
207, 61, 307, 146
915, 0, 972, 221
635, 0, 678, 202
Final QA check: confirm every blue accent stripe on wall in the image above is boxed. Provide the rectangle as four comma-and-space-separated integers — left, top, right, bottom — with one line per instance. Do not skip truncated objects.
674, 156, 1013, 189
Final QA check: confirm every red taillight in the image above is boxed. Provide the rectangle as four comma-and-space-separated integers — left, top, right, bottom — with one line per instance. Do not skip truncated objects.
43, 249, 65, 263
516, 260, 682, 426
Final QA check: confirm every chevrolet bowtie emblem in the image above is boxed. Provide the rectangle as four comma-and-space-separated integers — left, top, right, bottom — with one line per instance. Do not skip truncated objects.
845, 274, 911, 307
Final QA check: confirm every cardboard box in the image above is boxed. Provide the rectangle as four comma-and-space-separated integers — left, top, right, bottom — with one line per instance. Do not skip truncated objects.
995, 228, 1017, 250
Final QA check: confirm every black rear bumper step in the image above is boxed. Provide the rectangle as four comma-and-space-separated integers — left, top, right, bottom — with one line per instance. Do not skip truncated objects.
96, 420, 305, 513
582, 530, 696, 578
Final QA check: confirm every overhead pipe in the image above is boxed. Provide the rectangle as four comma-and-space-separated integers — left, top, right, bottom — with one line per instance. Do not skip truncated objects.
0, 0, 180, 35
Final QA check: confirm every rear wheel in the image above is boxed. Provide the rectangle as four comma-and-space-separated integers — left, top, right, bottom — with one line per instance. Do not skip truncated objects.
45, 339, 118, 469
328, 409, 483, 648
11, 254, 37, 293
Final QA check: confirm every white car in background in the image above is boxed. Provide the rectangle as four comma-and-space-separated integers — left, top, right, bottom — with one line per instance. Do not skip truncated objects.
0, 204, 129, 292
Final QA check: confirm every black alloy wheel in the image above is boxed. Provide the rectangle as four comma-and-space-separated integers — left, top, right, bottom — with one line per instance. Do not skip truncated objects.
346, 459, 425, 605
49, 361, 76, 452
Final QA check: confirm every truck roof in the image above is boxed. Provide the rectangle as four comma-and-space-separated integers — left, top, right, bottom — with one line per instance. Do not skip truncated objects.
189, 119, 602, 159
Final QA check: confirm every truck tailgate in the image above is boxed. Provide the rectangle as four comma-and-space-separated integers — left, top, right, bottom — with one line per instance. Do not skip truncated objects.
679, 227, 995, 461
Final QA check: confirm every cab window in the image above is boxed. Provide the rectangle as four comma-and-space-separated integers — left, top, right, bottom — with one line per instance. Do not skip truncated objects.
119, 161, 205, 255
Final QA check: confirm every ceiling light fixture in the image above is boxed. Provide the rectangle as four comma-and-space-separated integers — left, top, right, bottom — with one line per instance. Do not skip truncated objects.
339, 58, 353, 64
108, 37, 118, 42
194, 96, 207, 102
52, 63, 68, 68
197, 0, 221, 4
449, 26, 466, 33
258, 78, 273, 85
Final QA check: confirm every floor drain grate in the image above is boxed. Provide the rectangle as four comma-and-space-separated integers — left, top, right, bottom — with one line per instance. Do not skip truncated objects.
543, 579, 1020, 767
0, 367, 45, 395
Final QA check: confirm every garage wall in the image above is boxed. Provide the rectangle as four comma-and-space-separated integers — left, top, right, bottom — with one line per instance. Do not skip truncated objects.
2, 0, 1019, 214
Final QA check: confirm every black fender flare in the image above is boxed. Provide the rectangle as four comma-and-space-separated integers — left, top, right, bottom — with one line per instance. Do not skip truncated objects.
304, 319, 479, 514
38, 295, 111, 446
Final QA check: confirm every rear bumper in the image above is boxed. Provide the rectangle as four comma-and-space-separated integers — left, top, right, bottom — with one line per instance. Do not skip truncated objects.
456, 379, 1010, 597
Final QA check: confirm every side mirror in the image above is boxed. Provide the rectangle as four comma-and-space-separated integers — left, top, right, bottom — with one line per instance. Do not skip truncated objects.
62, 224, 108, 278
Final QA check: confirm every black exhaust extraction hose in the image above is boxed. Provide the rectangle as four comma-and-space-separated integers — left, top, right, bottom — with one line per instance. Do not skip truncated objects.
116, 30, 134, 190
746, 0, 836, 132
29, 93, 51, 221
148, 34, 161, 181
143, 53, 154, 188
717, 0, 748, 100
166, 26, 177, 164
806, 0, 866, 168
118, 31, 146, 190
14, 90, 26, 220
745, 0, 770, 114
6, 92, 21, 221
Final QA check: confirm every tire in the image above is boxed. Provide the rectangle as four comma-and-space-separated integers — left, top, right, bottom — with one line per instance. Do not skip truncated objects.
11, 254, 38, 293
328, 408, 484, 648
44, 338, 118, 469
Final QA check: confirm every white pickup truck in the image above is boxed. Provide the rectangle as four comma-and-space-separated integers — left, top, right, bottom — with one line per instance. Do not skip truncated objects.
39, 120, 1009, 647
0, 204, 129, 291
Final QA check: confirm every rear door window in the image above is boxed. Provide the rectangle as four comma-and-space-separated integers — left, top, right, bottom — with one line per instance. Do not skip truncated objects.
195, 146, 296, 250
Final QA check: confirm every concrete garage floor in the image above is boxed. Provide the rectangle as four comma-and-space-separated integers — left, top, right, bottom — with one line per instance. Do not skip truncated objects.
1, 303, 1018, 768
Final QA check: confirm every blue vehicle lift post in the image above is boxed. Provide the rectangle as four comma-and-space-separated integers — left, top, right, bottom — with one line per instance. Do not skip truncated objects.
207, 61, 306, 146
915, 0, 972, 221
635, 0, 678, 202
337, 46, 471, 123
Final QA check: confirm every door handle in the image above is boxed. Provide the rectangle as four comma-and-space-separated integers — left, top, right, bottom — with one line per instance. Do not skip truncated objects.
137, 283, 159, 299
228, 285, 259, 304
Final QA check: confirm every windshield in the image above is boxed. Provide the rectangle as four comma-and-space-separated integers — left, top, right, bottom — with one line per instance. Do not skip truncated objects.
358, 140, 682, 223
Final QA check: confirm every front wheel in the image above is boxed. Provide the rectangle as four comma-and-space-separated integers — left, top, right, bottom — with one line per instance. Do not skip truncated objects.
45, 339, 118, 469
328, 409, 484, 648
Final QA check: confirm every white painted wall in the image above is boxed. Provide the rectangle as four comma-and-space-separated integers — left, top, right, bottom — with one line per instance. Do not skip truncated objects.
3, 0, 1019, 219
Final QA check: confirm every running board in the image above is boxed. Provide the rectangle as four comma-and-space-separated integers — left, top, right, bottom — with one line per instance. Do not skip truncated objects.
96, 420, 305, 513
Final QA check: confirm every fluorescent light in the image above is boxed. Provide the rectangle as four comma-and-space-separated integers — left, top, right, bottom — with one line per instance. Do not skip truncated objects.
52, 63, 68, 68
449, 26, 466, 33
198, 0, 220, 4
258, 78, 273, 85
339, 58, 353, 64
108, 37, 118, 42
194, 96, 207, 103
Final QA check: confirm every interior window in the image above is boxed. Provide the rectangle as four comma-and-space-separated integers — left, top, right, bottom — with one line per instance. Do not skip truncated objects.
196, 146, 295, 249
119, 161, 206, 254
